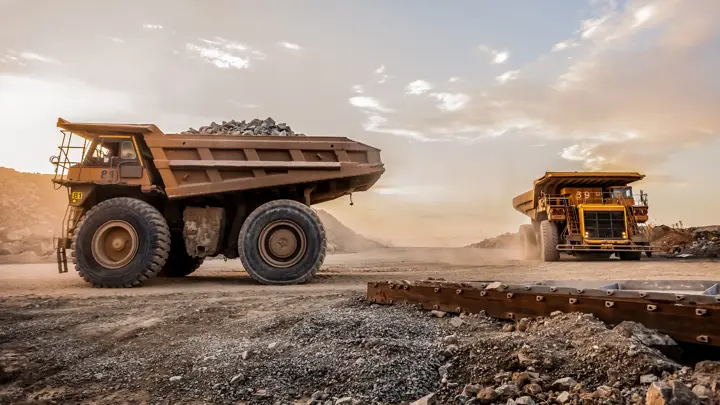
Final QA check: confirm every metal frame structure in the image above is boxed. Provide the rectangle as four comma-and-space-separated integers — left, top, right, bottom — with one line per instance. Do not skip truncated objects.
367, 279, 720, 346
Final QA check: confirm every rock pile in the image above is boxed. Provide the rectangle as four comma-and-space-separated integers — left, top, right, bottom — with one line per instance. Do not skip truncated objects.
651, 225, 720, 258
181, 117, 306, 136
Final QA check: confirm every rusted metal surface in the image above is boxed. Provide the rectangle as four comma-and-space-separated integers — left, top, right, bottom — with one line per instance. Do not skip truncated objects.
183, 207, 226, 258
54, 117, 385, 201
367, 279, 720, 346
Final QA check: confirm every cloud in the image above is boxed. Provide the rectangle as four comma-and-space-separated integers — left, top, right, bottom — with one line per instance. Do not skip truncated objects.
19, 52, 61, 64
374, 65, 385, 74
185, 43, 249, 69
493, 51, 509, 64
551, 40, 577, 52
405, 80, 432, 95
449, 77, 460, 83
430, 92, 469, 112
277, 41, 302, 51
185, 37, 265, 70
143, 24, 164, 29
348, 96, 392, 113
478, 45, 510, 64
108, 37, 125, 44
352, 85, 364, 94
632, 4, 655, 28
414, 0, 720, 170
496, 70, 520, 84
362, 114, 436, 142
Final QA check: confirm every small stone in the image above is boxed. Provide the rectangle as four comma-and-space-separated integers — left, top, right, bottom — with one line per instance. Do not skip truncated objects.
596, 385, 613, 398
552, 377, 578, 391
254, 389, 268, 397
556, 391, 571, 403
241, 351, 249, 360
354, 358, 365, 366
691, 384, 711, 398
523, 383, 542, 395
242, 130, 254, 136
442, 334, 458, 345
640, 374, 659, 384
503, 324, 516, 332
169, 376, 182, 382
551, 311, 563, 317
311, 391, 324, 400
495, 384, 521, 398
335, 397, 353, 405
507, 400, 516, 405
267, 342, 278, 349
515, 396, 535, 405
410, 393, 436, 405
450, 317, 464, 328
646, 382, 672, 405
512, 372, 531, 387
439, 363, 451, 378
431, 310, 447, 318
444, 344, 458, 354
230, 374, 242, 384
447, 382, 459, 388
462, 384, 481, 397
477, 387, 498, 402
94, 373, 104, 380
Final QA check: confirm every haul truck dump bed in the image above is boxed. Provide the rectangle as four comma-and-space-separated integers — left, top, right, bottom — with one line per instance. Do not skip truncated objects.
50, 118, 384, 287
511, 172, 658, 261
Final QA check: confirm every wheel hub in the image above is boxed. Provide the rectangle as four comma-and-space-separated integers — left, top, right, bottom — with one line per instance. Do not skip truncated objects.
91, 220, 139, 269
258, 220, 306, 268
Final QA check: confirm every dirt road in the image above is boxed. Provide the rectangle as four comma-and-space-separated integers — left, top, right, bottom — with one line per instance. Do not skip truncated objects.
1, 248, 719, 404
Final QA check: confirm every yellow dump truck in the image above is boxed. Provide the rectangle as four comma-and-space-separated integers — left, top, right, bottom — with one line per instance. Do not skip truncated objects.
50, 118, 384, 287
512, 172, 658, 261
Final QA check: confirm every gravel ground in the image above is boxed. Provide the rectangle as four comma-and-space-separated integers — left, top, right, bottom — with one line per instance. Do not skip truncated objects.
2, 250, 720, 404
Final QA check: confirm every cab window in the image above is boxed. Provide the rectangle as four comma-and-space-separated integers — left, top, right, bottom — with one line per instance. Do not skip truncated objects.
120, 141, 137, 160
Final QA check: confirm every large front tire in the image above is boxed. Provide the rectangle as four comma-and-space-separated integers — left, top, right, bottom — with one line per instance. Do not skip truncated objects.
540, 220, 560, 262
71, 198, 170, 288
238, 200, 326, 285
157, 231, 204, 277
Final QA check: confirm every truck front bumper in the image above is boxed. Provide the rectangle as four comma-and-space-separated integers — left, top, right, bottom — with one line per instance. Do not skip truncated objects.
556, 243, 662, 252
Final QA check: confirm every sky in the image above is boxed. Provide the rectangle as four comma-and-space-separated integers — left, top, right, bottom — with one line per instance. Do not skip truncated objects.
1, 0, 719, 246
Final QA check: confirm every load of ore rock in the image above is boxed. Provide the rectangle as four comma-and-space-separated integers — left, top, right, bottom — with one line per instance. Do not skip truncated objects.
181, 117, 305, 137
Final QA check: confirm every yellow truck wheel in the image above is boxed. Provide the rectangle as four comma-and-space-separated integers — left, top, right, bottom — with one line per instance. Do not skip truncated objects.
238, 199, 326, 285
71, 197, 170, 287
540, 220, 560, 262
157, 231, 204, 277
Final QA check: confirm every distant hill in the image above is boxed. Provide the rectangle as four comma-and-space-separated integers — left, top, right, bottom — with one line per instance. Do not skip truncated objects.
0, 167, 383, 263
316, 209, 385, 253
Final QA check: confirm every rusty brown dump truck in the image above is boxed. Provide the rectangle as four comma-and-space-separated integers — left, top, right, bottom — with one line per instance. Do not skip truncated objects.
512, 172, 659, 261
50, 118, 384, 287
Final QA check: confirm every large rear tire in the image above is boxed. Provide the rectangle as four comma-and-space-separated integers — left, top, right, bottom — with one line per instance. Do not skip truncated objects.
519, 224, 538, 260
157, 231, 204, 277
540, 220, 560, 262
238, 199, 326, 285
71, 198, 170, 288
